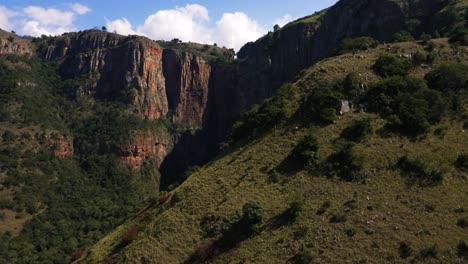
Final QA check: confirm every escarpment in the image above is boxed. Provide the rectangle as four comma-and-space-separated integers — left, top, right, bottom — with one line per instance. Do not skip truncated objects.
11, 0, 450, 188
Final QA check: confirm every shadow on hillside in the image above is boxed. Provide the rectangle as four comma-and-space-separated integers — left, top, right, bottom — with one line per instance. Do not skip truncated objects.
184, 219, 254, 263
274, 152, 304, 176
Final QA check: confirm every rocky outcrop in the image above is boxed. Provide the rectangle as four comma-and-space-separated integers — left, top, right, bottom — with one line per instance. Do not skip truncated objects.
163, 50, 211, 128
39, 31, 169, 121
120, 130, 172, 170
30, 0, 451, 187
234, 0, 447, 113
0, 30, 33, 56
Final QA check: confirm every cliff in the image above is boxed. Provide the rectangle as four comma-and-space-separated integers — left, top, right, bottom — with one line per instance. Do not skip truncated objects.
26, 0, 454, 187
0, 30, 33, 56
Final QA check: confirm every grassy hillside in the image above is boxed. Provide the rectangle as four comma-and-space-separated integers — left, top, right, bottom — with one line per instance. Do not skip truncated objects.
79, 39, 468, 263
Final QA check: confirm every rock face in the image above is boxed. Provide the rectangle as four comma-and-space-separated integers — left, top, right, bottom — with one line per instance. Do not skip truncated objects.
0, 30, 33, 56
120, 130, 172, 170
30, 0, 449, 187
234, 0, 447, 112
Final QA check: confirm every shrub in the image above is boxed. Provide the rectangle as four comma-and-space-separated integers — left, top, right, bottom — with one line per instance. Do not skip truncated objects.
292, 131, 320, 169
337, 36, 378, 54
458, 240, 468, 258
399, 241, 413, 259
324, 141, 365, 182
366, 76, 408, 116
292, 248, 313, 264
398, 95, 431, 135
343, 72, 365, 100
269, 170, 281, 183
230, 83, 299, 142
397, 156, 444, 186
182, 166, 201, 181
373, 54, 412, 77
317, 201, 331, 215
392, 31, 415, 42
425, 63, 468, 92
419, 244, 438, 259
329, 210, 347, 223
342, 118, 373, 142
455, 154, 468, 172
287, 198, 305, 222
241, 201, 264, 234
305, 87, 342, 124
2, 130, 16, 143
458, 217, 468, 229
449, 26, 468, 45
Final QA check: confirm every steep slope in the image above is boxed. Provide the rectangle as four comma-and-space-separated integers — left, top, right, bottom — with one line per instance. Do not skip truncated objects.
79, 39, 468, 263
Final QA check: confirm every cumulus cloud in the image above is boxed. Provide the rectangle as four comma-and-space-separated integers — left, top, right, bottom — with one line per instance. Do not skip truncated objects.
21, 6, 77, 36
71, 3, 91, 15
106, 4, 267, 51
0, 3, 90, 36
106, 18, 135, 35
216, 12, 265, 51
137, 4, 212, 44
274, 14, 295, 27
0, 5, 17, 31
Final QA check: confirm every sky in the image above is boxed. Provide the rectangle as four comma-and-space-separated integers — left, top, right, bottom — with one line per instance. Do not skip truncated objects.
0, 0, 337, 51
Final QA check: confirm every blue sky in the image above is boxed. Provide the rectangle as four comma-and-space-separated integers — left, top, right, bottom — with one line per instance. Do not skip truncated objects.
0, 0, 337, 50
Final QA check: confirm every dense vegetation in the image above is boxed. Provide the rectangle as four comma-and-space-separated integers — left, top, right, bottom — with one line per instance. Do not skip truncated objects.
0, 54, 154, 263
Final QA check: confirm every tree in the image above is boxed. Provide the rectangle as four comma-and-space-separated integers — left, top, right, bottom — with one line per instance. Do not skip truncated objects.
392, 31, 414, 42
101, 26, 107, 32
273, 24, 280, 31
241, 201, 264, 234
373, 54, 412, 77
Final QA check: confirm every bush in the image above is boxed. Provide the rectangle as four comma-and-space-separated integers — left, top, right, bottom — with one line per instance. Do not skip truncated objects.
343, 72, 365, 100
458, 217, 468, 229
305, 86, 342, 124
419, 244, 438, 259
329, 210, 347, 223
230, 83, 299, 142
392, 31, 415, 42
292, 248, 313, 264
455, 154, 468, 172
342, 118, 373, 142
458, 240, 468, 258
241, 201, 264, 234
373, 54, 412, 77
287, 198, 305, 222
324, 141, 365, 182
316, 201, 331, 215
397, 156, 444, 186
292, 131, 320, 169
399, 241, 413, 259
425, 63, 468, 92
398, 95, 431, 135
449, 26, 468, 45
337, 36, 378, 54
2, 130, 16, 143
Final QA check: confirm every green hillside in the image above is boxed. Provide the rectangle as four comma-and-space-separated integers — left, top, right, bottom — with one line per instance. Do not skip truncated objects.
79, 39, 468, 263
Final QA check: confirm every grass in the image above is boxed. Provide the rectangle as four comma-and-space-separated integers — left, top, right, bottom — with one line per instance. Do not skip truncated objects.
76, 39, 468, 263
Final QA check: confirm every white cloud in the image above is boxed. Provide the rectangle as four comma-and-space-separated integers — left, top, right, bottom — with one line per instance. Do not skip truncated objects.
71, 3, 91, 15
274, 14, 295, 27
215, 12, 266, 50
106, 4, 267, 51
20, 6, 77, 36
137, 4, 213, 44
0, 5, 17, 31
106, 17, 135, 35
23, 6, 75, 26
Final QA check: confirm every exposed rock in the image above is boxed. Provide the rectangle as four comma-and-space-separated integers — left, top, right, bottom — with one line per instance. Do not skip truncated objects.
0, 30, 33, 56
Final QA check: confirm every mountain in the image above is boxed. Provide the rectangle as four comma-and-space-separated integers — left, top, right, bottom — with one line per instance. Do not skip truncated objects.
0, 0, 467, 263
